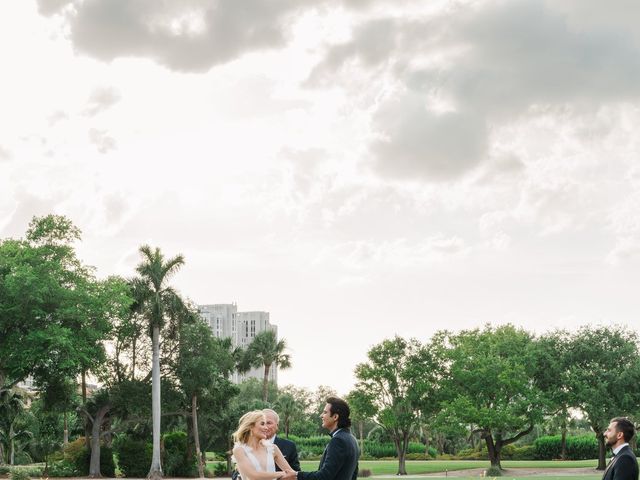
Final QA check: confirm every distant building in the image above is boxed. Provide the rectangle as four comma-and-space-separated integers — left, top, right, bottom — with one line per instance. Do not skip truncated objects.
198, 303, 278, 385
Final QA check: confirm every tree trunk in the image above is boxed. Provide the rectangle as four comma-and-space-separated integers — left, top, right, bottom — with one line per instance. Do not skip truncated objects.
485, 434, 502, 469
132, 336, 137, 380
359, 420, 364, 454
148, 325, 163, 480
192, 394, 204, 479
9, 423, 15, 465
262, 363, 271, 402
82, 371, 91, 448
89, 404, 111, 478
596, 431, 606, 470
0, 442, 5, 465
64, 411, 69, 446
560, 417, 567, 460
393, 431, 408, 475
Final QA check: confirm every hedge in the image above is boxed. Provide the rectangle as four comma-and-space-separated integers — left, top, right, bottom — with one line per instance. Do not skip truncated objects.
288, 435, 435, 459
113, 435, 153, 478
534, 435, 598, 460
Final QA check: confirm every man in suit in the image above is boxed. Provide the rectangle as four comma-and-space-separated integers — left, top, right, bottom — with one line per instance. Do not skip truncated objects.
602, 417, 639, 480
264, 408, 301, 471
289, 396, 359, 480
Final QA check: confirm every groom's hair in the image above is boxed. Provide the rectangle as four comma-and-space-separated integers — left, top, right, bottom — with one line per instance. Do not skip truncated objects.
611, 417, 635, 442
326, 396, 351, 429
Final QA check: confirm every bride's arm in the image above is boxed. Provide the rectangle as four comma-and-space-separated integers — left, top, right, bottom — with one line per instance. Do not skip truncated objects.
233, 446, 287, 480
273, 445, 295, 473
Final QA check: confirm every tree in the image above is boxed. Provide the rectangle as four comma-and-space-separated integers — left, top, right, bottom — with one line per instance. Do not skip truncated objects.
565, 325, 640, 470
174, 321, 236, 478
0, 388, 30, 465
345, 390, 376, 452
434, 325, 545, 469
133, 245, 191, 480
242, 330, 291, 402
354, 336, 440, 475
530, 330, 573, 459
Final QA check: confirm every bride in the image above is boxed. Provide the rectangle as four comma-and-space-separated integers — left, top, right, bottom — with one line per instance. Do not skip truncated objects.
232, 410, 296, 480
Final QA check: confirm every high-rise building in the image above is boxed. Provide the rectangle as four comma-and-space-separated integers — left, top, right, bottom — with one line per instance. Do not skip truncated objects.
197, 303, 278, 385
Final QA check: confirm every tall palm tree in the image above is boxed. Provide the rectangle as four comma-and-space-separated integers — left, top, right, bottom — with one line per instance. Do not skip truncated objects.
244, 330, 291, 402
133, 245, 188, 480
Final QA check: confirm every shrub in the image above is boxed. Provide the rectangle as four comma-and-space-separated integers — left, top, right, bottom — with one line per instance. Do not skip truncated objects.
358, 469, 372, 477
534, 435, 598, 460
73, 446, 116, 477
163, 431, 197, 477
212, 462, 228, 477
0, 466, 11, 475
9, 470, 30, 480
113, 435, 153, 478
47, 460, 77, 477
486, 466, 502, 477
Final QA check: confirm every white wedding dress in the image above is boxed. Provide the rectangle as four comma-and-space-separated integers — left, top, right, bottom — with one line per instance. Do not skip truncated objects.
235, 442, 275, 480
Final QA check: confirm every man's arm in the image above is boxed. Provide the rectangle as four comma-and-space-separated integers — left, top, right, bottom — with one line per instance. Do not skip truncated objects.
287, 441, 301, 472
298, 437, 347, 480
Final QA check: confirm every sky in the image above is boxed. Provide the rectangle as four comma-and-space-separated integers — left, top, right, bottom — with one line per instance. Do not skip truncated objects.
2, 0, 640, 395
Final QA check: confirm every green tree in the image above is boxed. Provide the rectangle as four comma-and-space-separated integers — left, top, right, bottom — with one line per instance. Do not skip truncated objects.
242, 330, 291, 402
354, 336, 440, 475
174, 321, 236, 478
565, 325, 640, 470
0, 388, 30, 465
530, 330, 573, 459
132, 245, 191, 480
346, 390, 376, 452
434, 325, 545, 469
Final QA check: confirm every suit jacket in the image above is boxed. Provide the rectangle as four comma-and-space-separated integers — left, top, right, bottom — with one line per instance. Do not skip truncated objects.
602, 445, 639, 480
299, 428, 359, 480
275, 436, 300, 472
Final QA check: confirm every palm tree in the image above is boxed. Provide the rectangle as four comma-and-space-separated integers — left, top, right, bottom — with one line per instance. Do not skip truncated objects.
243, 330, 291, 402
133, 245, 189, 480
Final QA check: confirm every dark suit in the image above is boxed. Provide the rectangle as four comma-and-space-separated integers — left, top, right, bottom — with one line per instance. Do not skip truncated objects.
602, 445, 639, 480
275, 436, 300, 471
298, 428, 359, 480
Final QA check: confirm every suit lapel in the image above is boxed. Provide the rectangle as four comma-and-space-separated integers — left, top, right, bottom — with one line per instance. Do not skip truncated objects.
603, 454, 621, 480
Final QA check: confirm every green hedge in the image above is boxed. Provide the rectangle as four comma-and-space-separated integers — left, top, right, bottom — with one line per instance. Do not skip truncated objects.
163, 431, 197, 477
113, 435, 153, 478
288, 435, 434, 459
534, 435, 598, 460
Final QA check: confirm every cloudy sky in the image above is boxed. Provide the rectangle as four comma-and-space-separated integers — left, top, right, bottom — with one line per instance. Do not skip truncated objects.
2, 0, 640, 394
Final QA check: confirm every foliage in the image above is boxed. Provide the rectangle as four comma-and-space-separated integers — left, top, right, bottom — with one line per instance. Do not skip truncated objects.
212, 462, 228, 476
112, 434, 153, 478
354, 336, 441, 475
564, 325, 640, 469
486, 466, 502, 476
533, 435, 599, 460
241, 330, 291, 402
163, 431, 196, 477
433, 325, 545, 468
9, 469, 30, 480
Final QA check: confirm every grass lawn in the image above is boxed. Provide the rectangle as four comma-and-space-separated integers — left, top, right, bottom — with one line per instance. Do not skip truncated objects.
206, 460, 601, 477
295, 460, 600, 476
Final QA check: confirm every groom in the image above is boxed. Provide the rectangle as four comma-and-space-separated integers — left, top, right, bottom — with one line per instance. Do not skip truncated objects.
602, 417, 638, 480
290, 397, 359, 480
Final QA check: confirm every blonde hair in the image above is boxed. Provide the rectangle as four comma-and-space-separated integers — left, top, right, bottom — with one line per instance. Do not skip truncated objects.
232, 410, 265, 444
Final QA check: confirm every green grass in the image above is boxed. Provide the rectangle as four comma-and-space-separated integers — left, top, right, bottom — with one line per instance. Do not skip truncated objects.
206, 459, 601, 477
297, 460, 599, 476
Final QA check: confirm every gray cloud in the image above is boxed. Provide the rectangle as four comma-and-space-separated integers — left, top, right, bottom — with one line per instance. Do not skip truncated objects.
371, 94, 487, 180
36, 0, 73, 16
311, 0, 640, 181
85, 87, 121, 116
42, 0, 306, 72
88, 128, 117, 153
